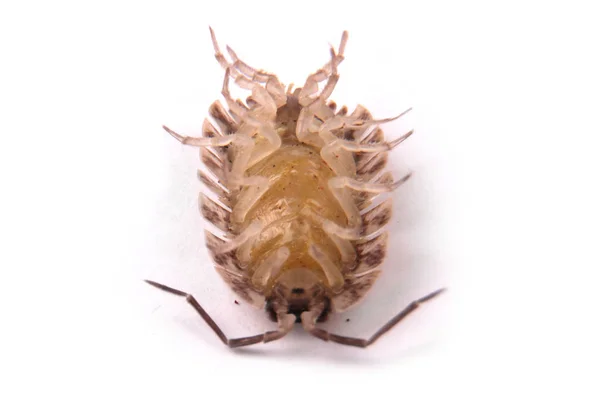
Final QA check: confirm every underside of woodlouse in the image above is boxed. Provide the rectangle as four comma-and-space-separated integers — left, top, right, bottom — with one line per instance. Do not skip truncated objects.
146, 28, 445, 348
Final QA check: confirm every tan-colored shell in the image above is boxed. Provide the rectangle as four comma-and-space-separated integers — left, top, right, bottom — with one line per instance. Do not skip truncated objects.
168, 29, 413, 317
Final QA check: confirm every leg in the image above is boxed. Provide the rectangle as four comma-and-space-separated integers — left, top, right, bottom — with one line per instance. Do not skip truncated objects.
305, 108, 411, 162
316, 111, 413, 176
299, 47, 340, 106
324, 174, 411, 233
209, 27, 286, 107
298, 31, 348, 106
307, 288, 446, 348
314, 48, 340, 104
209, 100, 239, 135
230, 175, 271, 224
300, 207, 356, 266
308, 244, 345, 292
145, 280, 295, 348
221, 71, 283, 171
316, 107, 412, 144
329, 173, 412, 194
217, 220, 263, 253
250, 246, 290, 289
355, 172, 399, 210
338, 130, 414, 152
225, 45, 287, 107
222, 69, 278, 125
163, 125, 235, 147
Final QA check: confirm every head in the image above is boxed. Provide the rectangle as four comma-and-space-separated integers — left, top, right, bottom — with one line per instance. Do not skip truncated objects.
265, 268, 331, 324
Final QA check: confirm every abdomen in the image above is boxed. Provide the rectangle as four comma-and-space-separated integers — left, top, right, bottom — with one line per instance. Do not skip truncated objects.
231, 142, 347, 296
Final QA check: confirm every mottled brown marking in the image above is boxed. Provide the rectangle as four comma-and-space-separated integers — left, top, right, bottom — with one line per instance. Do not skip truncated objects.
357, 153, 388, 181
361, 127, 384, 144
352, 105, 372, 122
202, 118, 222, 138
201, 146, 223, 167
355, 172, 394, 210
205, 229, 225, 252
215, 265, 264, 307
338, 105, 373, 142
355, 232, 388, 272
205, 230, 242, 272
200, 194, 230, 232
209, 100, 239, 134
341, 127, 358, 140
202, 118, 227, 158
201, 148, 226, 181
235, 99, 249, 111
197, 170, 230, 206
214, 250, 241, 270
360, 199, 393, 236
332, 270, 381, 312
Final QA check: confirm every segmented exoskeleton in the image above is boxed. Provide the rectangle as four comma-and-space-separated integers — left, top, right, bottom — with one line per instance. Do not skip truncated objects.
147, 28, 445, 348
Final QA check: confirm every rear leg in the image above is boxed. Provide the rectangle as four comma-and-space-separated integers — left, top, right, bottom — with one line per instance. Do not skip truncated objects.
300, 207, 356, 268
320, 199, 393, 242
250, 247, 290, 289
308, 244, 345, 293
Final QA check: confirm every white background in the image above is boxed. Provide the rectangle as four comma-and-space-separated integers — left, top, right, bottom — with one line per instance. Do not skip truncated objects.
1, 0, 599, 399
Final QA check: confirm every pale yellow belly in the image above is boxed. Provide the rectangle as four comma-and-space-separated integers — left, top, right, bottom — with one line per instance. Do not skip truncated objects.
231, 143, 348, 292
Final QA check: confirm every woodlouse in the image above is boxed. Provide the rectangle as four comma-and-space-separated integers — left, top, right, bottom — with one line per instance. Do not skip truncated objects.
147, 28, 445, 348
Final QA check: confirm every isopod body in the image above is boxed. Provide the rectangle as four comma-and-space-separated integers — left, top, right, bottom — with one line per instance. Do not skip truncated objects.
147, 28, 445, 348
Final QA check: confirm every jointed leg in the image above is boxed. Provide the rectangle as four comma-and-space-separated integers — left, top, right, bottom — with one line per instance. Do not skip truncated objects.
329, 173, 412, 194
337, 130, 414, 152
163, 125, 235, 147
308, 244, 345, 292
250, 246, 290, 289
217, 220, 263, 253
316, 107, 413, 142
209, 27, 286, 107
299, 46, 341, 106
145, 280, 294, 348
230, 175, 271, 224
298, 31, 348, 106
225, 45, 287, 107
298, 106, 412, 155
306, 288, 446, 348
221, 69, 280, 127
300, 207, 357, 266
220, 71, 282, 170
